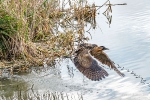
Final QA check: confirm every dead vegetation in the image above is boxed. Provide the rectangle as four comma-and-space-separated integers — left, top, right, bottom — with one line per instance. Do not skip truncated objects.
0, 0, 126, 74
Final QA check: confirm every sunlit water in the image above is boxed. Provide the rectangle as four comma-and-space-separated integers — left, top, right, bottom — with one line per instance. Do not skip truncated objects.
1, 0, 150, 100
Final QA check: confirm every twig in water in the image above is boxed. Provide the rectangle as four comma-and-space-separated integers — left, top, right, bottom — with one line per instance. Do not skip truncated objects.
31, 84, 34, 90
131, 71, 134, 74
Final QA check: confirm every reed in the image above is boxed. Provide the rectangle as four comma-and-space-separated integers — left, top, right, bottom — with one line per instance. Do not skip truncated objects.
0, 0, 118, 72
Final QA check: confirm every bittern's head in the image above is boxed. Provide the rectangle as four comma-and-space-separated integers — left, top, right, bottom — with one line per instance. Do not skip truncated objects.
90, 46, 109, 55
99, 46, 109, 50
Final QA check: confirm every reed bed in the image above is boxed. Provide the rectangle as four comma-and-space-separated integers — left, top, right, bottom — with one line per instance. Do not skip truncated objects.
0, 0, 126, 73
0, 0, 97, 70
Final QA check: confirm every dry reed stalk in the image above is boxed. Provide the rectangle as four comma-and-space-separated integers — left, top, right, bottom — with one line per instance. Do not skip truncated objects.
0, 0, 119, 73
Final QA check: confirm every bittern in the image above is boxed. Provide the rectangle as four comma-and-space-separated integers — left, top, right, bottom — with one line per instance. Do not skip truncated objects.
73, 43, 125, 81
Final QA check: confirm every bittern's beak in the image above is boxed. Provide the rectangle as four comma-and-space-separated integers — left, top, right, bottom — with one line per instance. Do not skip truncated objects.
99, 46, 109, 50
103, 47, 109, 50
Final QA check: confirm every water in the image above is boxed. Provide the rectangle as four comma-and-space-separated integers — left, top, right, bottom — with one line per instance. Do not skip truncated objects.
1, 0, 150, 100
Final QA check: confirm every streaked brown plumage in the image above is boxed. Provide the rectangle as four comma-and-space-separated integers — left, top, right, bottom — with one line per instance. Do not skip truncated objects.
73, 43, 125, 81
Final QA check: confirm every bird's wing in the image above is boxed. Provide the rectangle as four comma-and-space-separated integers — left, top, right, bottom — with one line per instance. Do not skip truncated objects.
92, 52, 125, 77
73, 56, 109, 81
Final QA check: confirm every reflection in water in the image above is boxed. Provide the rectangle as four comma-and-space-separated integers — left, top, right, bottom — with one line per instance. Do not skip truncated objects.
102, 3, 127, 26
0, 57, 150, 100
0, 77, 28, 99
102, 0, 112, 26
0, 66, 84, 100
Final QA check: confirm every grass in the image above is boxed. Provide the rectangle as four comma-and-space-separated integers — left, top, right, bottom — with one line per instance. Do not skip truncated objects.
0, 0, 97, 69
0, 0, 127, 72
